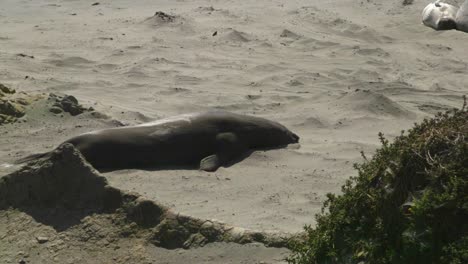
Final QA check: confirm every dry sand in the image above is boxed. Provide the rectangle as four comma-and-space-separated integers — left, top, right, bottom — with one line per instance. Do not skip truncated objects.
1, 0, 467, 263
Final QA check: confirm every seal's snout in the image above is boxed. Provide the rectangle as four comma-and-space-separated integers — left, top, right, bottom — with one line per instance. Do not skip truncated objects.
439, 18, 456, 30
291, 132, 299, 143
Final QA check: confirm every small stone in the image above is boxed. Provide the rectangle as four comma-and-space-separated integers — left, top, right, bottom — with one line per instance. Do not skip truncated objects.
62, 95, 78, 105
36, 236, 49, 243
49, 107, 63, 114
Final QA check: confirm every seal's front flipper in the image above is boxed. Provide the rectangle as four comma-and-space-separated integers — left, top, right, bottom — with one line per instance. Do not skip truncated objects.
199, 132, 248, 172
200, 154, 221, 172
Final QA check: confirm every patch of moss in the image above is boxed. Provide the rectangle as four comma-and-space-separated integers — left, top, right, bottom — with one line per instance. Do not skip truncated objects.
288, 98, 468, 264
0, 99, 25, 117
0, 83, 15, 97
0, 99, 25, 125
0, 84, 45, 125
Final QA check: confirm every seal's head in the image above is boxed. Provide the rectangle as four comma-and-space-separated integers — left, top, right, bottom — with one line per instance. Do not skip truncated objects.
238, 117, 299, 148
262, 123, 299, 147
422, 1, 458, 30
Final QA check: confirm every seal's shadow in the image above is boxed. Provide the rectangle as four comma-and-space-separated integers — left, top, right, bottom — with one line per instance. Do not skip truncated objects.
97, 150, 255, 173
98, 145, 288, 173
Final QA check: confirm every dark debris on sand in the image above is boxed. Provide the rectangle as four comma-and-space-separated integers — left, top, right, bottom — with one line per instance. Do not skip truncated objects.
48, 93, 93, 116
152, 11, 176, 23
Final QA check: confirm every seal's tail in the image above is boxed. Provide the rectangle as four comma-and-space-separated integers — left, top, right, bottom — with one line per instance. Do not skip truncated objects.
14, 152, 51, 165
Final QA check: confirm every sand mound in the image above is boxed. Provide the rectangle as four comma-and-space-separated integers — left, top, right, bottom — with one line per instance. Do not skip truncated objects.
48, 56, 94, 68
220, 29, 252, 43
0, 144, 298, 249
337, 90, 411, 117
143, 11, 178, 26
280, 29, 302, 40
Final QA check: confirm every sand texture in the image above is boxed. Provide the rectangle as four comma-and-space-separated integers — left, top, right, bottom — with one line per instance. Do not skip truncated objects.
0, 144, 292, 263
1, 0, 467, 263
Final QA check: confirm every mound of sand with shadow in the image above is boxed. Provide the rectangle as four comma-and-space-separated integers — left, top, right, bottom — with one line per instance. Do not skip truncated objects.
0, 144, 299, 253
336, 89, 413, 117
143, 11, 177, 26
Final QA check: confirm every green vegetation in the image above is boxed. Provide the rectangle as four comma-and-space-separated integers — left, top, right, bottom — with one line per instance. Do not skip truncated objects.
288, 99, 468, 264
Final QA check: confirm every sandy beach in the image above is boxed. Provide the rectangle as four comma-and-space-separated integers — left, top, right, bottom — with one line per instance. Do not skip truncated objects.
1, 0, 467, 263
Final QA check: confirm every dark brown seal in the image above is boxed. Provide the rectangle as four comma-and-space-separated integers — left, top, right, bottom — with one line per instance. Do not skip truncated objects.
16, 111, 299, 172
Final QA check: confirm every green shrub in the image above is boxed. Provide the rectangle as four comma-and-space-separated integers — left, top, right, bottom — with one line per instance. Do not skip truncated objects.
288, 99, 468, 264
